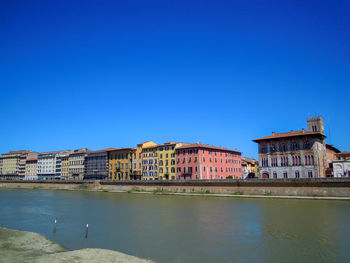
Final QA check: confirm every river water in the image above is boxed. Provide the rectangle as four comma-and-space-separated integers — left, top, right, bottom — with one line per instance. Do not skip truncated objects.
0, 189, 349, 263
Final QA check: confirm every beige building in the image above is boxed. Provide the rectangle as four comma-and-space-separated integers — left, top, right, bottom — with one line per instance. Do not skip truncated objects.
0, 150, 32, 179
24, 158, 38, 180
61, 155, 69, 180
132, 141, 157, 180
68, 149, 90, 180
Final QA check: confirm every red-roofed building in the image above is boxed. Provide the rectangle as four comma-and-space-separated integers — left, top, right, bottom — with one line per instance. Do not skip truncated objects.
176, 143, 242, 180
253, 117, 327, 179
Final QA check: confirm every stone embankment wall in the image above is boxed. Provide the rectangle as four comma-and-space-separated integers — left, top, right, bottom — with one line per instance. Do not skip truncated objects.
1, 179, 350, 197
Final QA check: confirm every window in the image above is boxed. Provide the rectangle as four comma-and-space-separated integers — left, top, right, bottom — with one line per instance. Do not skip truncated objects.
292, 143, 299, 151
308, 171, 313, 178
273, 172, 277, 178
304, 142, 311, 150
281, 156, 289, 166
295, 171, 300, 178
271, 157, 278, 167
283, 172, 288, 178
270, 144, 276, 153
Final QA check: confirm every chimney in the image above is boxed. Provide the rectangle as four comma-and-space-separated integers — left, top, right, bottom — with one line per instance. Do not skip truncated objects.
272, 132, 276, 136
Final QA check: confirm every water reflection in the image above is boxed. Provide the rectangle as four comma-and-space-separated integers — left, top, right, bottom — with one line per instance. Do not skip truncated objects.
0, 189, 349, 263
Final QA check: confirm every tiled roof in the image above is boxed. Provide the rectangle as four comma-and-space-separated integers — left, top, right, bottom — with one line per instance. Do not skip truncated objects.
108, 147, 135, 152
253, 130, 326, 142
95, 148, 118, 152
143, 145, 158, 149
176, 143, 241, 153
336, 152, 350, 156
3, 150, 31, 155
326, 144, 341, 153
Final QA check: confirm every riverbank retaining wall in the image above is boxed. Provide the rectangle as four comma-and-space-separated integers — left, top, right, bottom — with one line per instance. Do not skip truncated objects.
1, 179, 350, 197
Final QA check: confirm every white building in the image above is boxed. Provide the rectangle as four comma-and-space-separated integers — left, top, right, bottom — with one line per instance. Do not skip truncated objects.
37, 151, 72, 179
333, 152, 350, 178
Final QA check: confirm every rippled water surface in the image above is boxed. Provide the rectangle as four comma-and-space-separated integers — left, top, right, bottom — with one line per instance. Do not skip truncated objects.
0, 189, 349, 263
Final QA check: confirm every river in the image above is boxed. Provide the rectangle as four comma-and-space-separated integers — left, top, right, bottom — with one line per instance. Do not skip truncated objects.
0, 189, 349, 263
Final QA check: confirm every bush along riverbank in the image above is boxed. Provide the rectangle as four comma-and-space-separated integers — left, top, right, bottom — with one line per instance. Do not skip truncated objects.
0, 227, 155, 263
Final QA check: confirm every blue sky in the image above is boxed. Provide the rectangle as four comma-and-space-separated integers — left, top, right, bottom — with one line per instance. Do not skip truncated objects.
1, 0, 349, 158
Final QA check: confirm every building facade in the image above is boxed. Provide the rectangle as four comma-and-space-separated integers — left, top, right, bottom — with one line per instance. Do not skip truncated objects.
61, 155, 69, 180
253, 117, 327, 179
333, 152, 350, 178
132, 141, 157, 180
176, 143, 242, 180
68, 149, 90, 180
24, 158, 38, 180
108, 148, 135, 180
142, 145, 158, 180
84, 148, 116, 180
157, 142, 188, 180
0, 150, 32, 179
37, 151, 72, 179
242, 158, 258, 178
325, 144, 341, 177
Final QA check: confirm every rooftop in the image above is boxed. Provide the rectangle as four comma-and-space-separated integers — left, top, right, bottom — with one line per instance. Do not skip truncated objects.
253, 129, 326, 142
176, 143, 241, 153
2, 150, 31, 155
326, 144, 341, 153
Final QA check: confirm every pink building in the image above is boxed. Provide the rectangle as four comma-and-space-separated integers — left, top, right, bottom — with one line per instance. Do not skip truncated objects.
176, 143, 242, 180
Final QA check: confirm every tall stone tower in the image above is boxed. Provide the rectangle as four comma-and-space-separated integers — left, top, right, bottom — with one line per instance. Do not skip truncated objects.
307, 117, 324, 134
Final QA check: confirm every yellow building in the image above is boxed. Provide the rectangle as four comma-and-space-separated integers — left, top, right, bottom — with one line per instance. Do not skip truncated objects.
157, 142, 188, 180
109, 148, 135, 180
242, 157, 258, 178
132, 141, 157, 180
61, 155, 69, 180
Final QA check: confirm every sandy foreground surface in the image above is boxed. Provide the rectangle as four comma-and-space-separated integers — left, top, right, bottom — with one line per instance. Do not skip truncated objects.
0, 227, 155, 263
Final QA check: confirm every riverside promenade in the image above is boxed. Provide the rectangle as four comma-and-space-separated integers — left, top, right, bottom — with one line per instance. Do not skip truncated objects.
1, 178, 350, 199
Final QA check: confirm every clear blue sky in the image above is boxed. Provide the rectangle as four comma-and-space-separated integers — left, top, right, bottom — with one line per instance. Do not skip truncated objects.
1, 0, 349, 158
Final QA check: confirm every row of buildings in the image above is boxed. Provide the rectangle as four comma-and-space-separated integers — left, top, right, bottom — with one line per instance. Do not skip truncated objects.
1, 116, 348, 181
0, 142, 243, 181
253, 117, 350, 178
